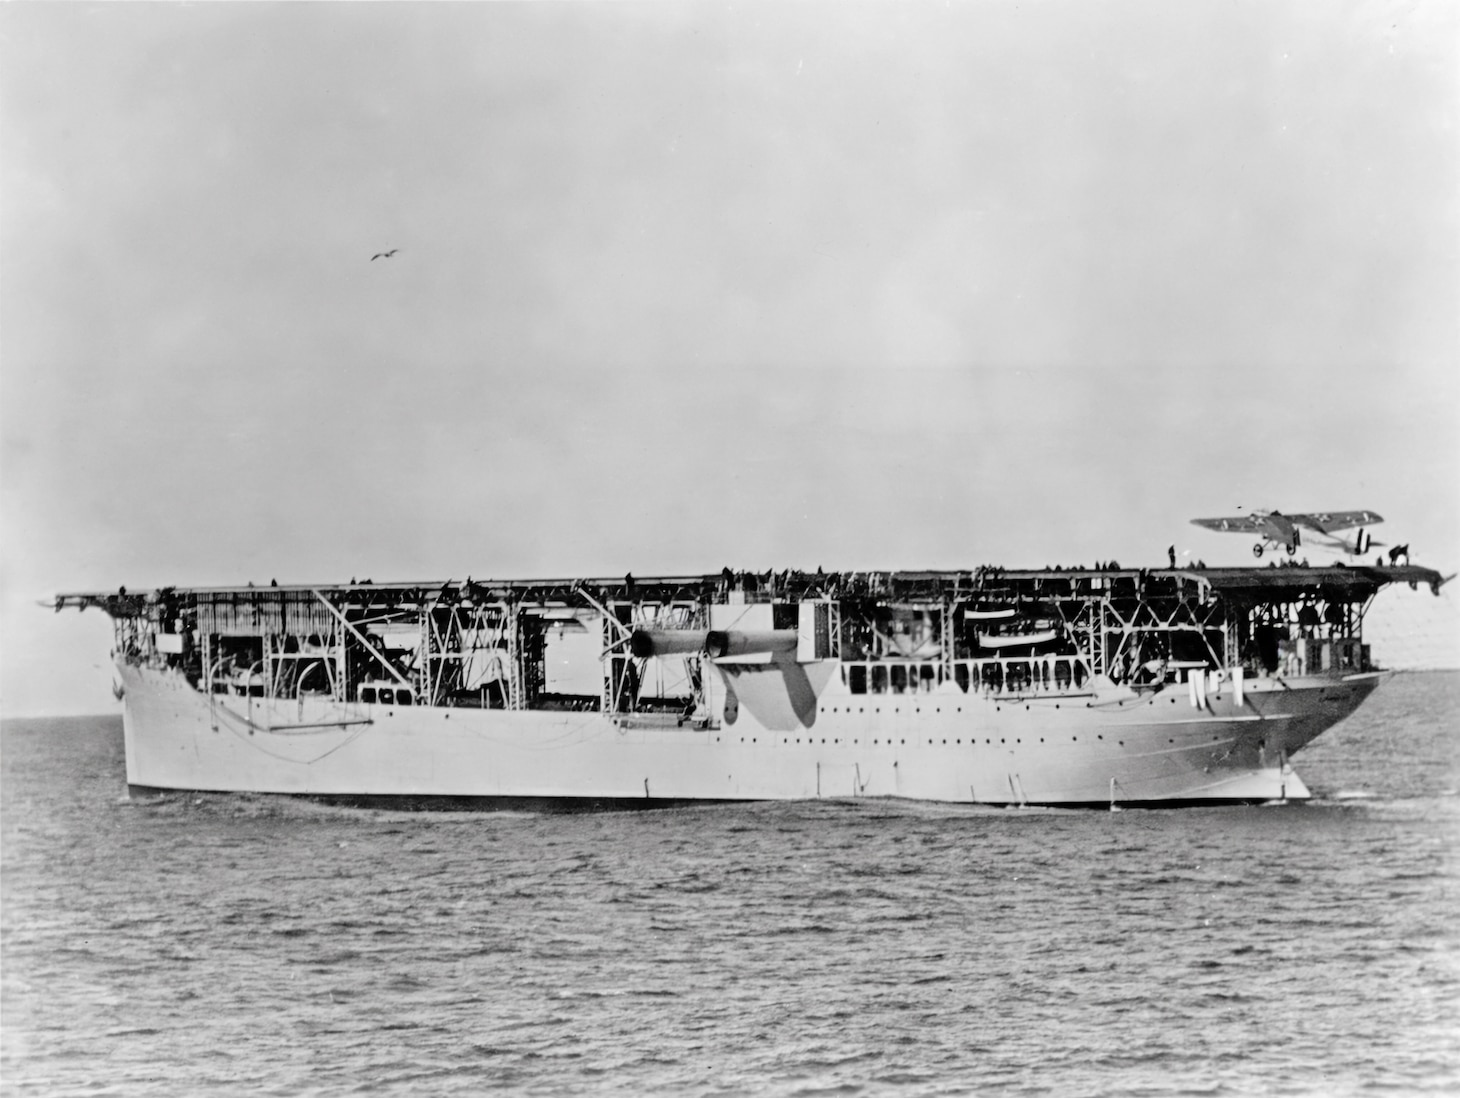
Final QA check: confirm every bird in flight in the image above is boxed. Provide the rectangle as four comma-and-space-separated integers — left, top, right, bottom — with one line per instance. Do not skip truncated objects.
371, 248, 398, 261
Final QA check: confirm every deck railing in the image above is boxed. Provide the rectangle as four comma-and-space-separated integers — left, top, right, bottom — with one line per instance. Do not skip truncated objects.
838, 656, 1095, 698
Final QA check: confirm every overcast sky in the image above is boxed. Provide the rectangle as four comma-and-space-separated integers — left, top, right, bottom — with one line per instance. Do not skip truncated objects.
3, 1, 1456, 715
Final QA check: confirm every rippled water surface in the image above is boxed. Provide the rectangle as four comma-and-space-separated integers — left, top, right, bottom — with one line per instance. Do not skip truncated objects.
4, 672, 1457, 1096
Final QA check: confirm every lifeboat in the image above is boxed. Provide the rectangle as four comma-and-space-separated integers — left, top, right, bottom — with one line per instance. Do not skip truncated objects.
963, 606, 1017, 621
977, 628, 1060, 649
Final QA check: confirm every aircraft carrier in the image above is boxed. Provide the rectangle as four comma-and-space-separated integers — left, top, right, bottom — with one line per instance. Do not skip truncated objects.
55, 560, 1449, 808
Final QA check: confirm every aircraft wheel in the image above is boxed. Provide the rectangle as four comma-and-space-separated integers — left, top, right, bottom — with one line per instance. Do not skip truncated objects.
1286, 543, 1297, 556
1252, 543, 1264, 558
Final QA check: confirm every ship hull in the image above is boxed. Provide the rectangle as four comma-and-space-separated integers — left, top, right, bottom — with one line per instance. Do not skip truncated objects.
116, 663, 1382, 808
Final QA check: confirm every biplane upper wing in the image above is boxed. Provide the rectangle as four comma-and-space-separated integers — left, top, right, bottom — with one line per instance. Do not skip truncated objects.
1190, 514, 1288, 536
1288, 510, 1383, 534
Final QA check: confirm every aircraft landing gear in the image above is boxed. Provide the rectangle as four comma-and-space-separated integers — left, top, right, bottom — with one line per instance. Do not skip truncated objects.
1286, 542, 1298, 556
1252, 543, 1264, 558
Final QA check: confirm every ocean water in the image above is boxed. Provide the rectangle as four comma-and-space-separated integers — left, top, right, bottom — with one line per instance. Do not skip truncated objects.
2, 673, 1457, 1097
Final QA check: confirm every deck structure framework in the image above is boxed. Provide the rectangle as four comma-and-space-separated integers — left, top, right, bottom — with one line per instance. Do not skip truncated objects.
58, 563, 1443, 722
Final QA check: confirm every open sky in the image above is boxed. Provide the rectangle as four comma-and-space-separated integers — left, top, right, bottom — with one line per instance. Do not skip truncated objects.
3, 1, 1457, 716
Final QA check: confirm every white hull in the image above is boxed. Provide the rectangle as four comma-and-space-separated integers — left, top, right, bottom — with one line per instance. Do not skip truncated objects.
118, 662, 1383, 806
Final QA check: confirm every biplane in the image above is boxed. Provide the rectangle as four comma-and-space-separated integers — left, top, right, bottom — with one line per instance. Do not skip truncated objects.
1190, 510, 1383, 558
